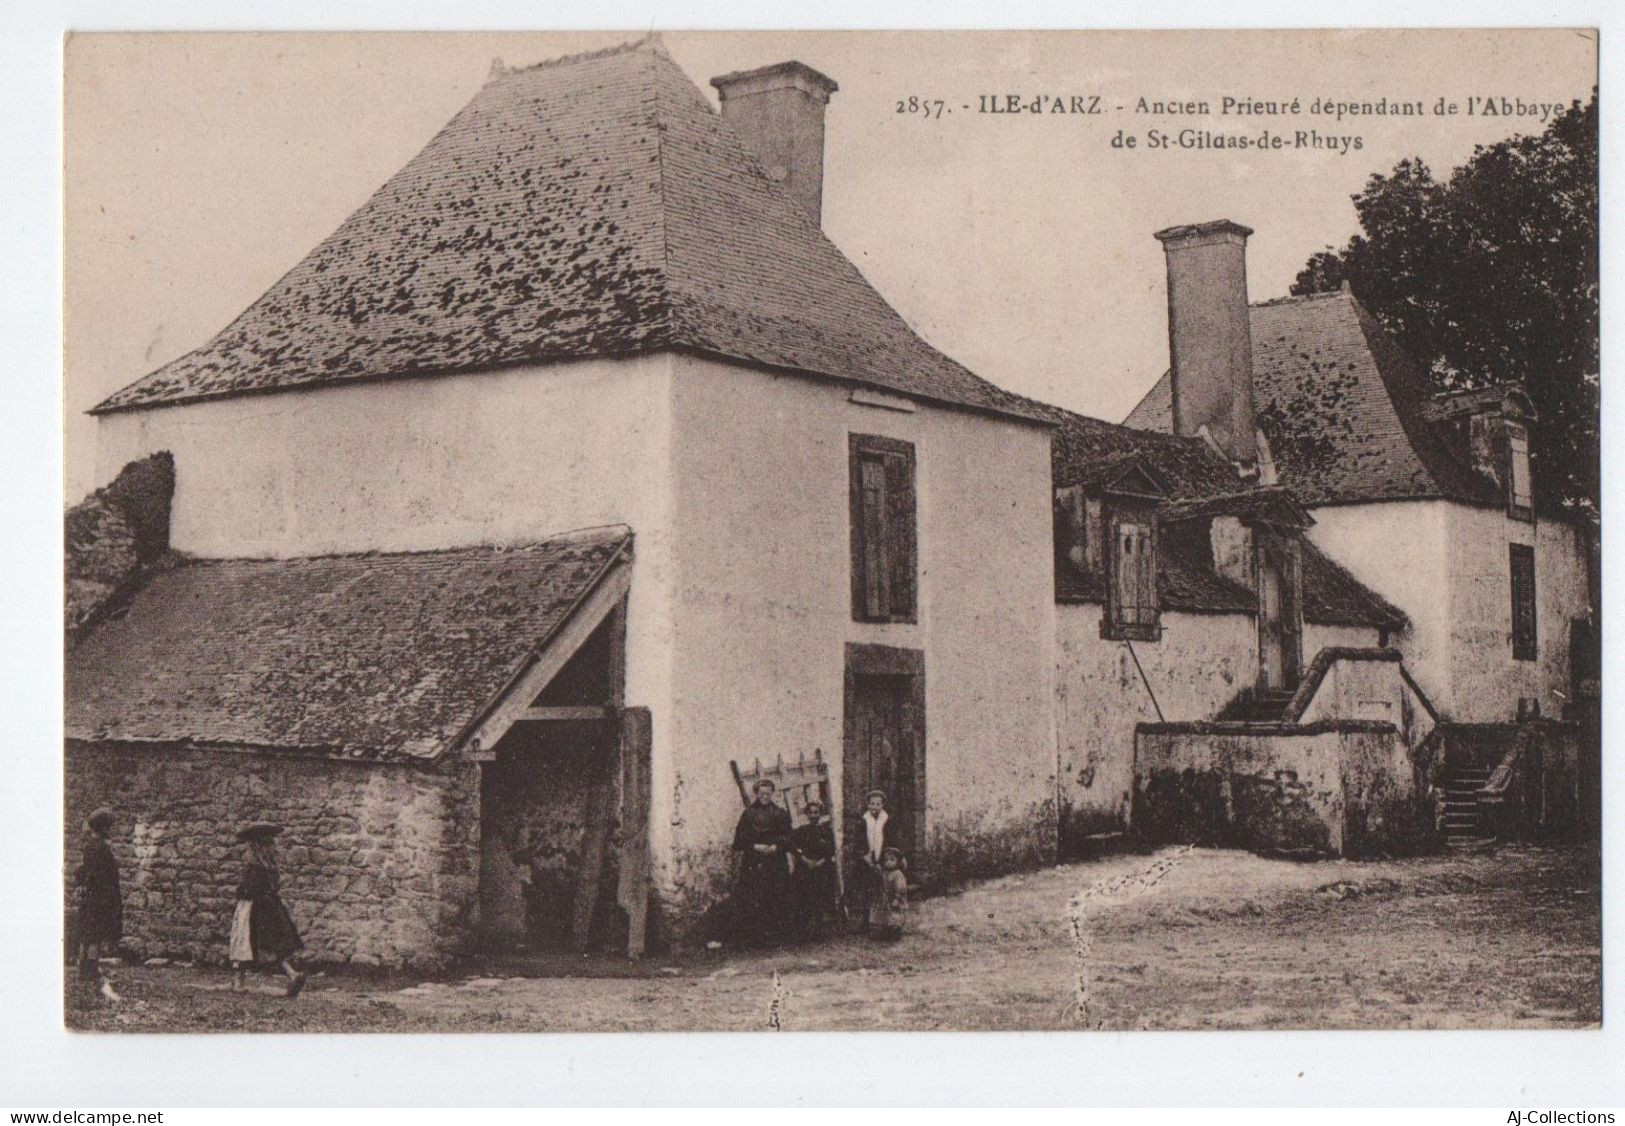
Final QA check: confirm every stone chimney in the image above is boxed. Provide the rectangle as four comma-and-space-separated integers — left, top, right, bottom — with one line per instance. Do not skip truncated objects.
711, 61, 839, 224
1153, 220, 1259, 468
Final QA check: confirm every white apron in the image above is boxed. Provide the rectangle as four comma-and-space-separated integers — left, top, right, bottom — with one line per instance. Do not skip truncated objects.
228, 900, 255, 963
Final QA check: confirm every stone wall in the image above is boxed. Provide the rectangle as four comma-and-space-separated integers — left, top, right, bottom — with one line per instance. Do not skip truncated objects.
65, 452, 175, 640
1133, 720, 1434, 857
1478, 720, 1595, 843
1056, 603, 1260, 843
65, 741, 479, 968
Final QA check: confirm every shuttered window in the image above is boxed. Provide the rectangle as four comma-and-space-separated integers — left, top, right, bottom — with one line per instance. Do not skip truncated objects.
1103, 514, 1160, 640
849, 435, 917, 623
1510, 543, 1537, 661
1507, 424, 1533, 517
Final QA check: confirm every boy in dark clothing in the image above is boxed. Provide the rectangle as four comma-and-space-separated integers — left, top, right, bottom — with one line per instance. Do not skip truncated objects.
788, 800, 839, 939
74, 807, 123, 1002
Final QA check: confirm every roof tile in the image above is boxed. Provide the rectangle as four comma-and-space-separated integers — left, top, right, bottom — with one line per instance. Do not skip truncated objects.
1123, 291, 1499, 506
65, 529, 630, 759
95, 39, 1042, 424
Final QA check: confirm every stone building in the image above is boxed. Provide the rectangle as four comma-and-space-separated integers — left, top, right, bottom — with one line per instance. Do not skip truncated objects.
1123, 220, 1598, 843
67, 38, 1059, 965
1125, 221, 1596, 726
64, 38, 1593, 967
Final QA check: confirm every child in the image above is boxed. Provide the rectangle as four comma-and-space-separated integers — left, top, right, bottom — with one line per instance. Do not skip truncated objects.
74, 807, 123, 1003
229, 822, 308, 997
788, 800, 839, 939
870, 848, 909, 942
855, 788, 890, 930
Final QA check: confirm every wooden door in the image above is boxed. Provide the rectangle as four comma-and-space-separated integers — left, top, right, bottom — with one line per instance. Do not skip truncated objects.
843, 674, 920, 862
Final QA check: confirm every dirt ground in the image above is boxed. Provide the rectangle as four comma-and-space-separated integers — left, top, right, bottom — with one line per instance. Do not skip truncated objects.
67, 842, 1600, 1032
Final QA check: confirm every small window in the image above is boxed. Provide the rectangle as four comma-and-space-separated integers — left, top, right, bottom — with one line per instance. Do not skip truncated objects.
849, 435, 916, 623
1103, 515, 1160, 640
1510, 543, 1537, 661
1507, 424, 1533, 518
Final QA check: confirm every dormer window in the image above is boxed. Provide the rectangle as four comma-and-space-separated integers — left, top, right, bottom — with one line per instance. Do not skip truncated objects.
1507, 423, 1533, 519
1053, 457, 1168, 639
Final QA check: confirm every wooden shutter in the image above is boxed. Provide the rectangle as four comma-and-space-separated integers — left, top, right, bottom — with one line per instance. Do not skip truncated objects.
1115, 523, 1143, 624
886, 446, 917, 619
860, 455, 890, 618
1105, 515, 1160, 639
1510, 543, 1537, 661
1507, 425, 1533, 514
850, 435, 917, 623
1135, 523, 1157, 625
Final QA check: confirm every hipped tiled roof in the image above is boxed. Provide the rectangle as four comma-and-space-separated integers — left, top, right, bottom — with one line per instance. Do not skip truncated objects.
65, 528, 630, 760
94, 38, 1041, 424
1123, 290, 1501, 507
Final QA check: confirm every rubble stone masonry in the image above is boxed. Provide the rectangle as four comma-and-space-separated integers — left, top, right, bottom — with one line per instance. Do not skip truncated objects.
65, 741, 479, 968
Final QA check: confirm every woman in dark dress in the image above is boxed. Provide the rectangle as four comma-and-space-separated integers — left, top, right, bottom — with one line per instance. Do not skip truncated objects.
788, 800, 840, 940
730, 779, 792, 946
229, 822, 307, 997
75, 807, 123, 1001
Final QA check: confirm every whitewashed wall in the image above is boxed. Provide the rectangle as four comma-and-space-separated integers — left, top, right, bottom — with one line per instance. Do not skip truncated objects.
660, 353, 1058, 914
1308, 499, 1591, 721
1055, 605, 1258, 835
1444, 505, 1590, 720
1303, 623, 1381, 656
92, 356, 681, 825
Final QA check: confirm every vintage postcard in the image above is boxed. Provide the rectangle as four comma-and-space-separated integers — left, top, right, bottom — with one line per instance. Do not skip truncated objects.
62, 29, 1599, 1033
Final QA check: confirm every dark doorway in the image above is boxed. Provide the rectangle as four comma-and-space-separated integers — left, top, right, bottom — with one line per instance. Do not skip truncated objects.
1257, 532, 1303, 691
478, 722, 618, 951
474, 602, 630, 953
842, 644, 926, 870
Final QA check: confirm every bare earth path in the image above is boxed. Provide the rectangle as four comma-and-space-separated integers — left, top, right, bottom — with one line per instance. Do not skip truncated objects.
69, 843, 1599, 1032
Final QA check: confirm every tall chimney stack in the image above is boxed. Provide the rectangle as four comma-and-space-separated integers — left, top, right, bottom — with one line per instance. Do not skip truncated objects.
1153, 220, 1259, 468
711, 61, 839, 224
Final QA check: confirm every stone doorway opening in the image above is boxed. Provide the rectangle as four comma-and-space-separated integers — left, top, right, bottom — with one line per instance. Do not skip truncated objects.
464, 553, 654, 957
479, 719, 620, 952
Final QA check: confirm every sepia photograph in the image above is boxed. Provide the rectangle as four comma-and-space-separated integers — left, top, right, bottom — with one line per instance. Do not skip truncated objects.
59, 27, 1599, 1037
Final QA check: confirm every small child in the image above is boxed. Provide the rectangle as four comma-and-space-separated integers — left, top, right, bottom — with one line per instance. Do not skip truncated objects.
870, 847, 909, 942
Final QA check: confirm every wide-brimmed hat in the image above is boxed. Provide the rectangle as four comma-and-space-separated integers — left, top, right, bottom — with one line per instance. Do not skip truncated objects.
85, 807, 114, 831
865, 788, 887, 802
803, 799, 827, 816
235, 821, 284, 842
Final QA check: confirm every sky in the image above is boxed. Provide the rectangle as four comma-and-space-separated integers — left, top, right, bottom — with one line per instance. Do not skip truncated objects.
63, 29, 1597, 499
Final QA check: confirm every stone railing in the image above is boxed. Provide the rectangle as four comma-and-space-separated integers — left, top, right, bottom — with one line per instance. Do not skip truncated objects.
1288, 646, 1437, 751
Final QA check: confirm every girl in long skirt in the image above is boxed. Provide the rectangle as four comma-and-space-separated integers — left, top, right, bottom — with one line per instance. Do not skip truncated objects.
229, 822, 307, 997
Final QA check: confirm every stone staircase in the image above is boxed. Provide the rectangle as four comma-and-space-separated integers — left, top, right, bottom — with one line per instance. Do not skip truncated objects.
1437, 763, 1494, 842
1220, 688, 1297, 724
